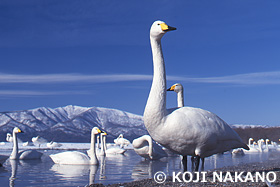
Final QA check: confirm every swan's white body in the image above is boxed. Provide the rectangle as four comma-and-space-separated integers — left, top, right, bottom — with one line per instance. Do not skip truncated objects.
167, 83, 206, 169
10, 127, 43, 160
143, 21, 248, 161
50, 127, 101, 165
114, 134, 131, 147
132, 135, 167, 160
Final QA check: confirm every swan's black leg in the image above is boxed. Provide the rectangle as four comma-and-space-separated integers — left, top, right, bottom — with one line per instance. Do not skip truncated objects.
201, 158, 205, 171
191, 156, 195, 171
182, 156, 187, 172
195, 156, 200, 171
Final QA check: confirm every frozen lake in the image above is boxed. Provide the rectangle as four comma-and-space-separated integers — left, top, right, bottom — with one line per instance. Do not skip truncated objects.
0, 143, 276, 186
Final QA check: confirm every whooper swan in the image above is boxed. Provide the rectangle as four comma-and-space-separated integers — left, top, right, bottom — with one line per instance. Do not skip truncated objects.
10, 127, 43, 160
167, 83, 205, 170
49, 127, 101, 165
143, 20, 249, 171
132, 135, 167, 160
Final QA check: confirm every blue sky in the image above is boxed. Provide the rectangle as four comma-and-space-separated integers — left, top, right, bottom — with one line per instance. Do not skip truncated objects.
1, 0, 280, 126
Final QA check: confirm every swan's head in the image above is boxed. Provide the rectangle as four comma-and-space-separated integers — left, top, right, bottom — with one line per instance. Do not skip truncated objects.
13, 127, 23, 134
92, 127, 101, 135
6, 133, 12, 137
167, 83, 183, 93
150, 20, 176, 39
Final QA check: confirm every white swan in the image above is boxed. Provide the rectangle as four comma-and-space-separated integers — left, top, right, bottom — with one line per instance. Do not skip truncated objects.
105, 133, 126, 154
10, 127, 43, 160
87, 131, 107, 157
132, 135, 167, 160
47, 141, 62, 149
264, 139, 277, 152
6, 133, 13, 142
49, 127, 101, 165
143, 20, 249, 171
167, 83, 184, 108
114, 134, 131, 148
244, 138, 259, 153
248, 138, 254, 148
32, 136, 47, 147
167, 83, 205, 170
6, 133, 22, 143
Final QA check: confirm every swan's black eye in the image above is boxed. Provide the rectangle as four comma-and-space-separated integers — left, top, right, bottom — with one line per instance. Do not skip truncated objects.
157, 23, 160, 25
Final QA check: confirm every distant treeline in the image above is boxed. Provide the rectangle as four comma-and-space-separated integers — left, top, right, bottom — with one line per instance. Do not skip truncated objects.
233, 126, 280, 144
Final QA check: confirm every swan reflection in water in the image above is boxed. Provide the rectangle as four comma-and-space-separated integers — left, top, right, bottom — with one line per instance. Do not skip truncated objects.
9, 159, 18, 187
9, 159, 43, 187
132, 159, 167, 180
50, 155, 107, 186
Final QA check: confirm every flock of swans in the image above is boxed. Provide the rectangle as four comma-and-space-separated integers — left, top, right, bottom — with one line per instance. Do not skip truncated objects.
0, 21, 279, 177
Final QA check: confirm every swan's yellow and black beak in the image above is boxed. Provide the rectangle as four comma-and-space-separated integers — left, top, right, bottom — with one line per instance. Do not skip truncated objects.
167, 85, 176, 91
160, 23, 176, 32
97, 128, 101, 133
101, 131, 108, 135
18, 128, 24, 133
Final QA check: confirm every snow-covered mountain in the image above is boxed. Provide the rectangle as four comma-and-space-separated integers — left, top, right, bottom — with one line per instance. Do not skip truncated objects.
0, 105, 148, 143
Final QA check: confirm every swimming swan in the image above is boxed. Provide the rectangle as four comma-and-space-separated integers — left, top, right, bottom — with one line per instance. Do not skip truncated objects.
114, 134, 131, 148
244, 138, 259, 153
143, 20, 249, 171
105, 133, 126, 154
10, 127, 43, 160
32, 136, 47, 147
49, 127, 101, 165
132, 135, 167, 160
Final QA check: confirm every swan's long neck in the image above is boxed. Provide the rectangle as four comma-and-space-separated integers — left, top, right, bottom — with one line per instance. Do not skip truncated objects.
144, 36, 167, 133
248, 139, 252, 147
97, 136, 100, 149
10, 131, 18, 159
177, 90, 184, 108
103, 136, 107, 151
100, 134, 106, 156
89, 131, 98, 165
146, 136, 153, 159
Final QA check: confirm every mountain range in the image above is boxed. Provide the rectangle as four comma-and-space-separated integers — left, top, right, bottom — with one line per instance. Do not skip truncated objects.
0, 105, 147, 143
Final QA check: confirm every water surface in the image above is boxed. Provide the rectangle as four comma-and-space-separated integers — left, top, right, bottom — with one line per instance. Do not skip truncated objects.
0, 147, 275, 186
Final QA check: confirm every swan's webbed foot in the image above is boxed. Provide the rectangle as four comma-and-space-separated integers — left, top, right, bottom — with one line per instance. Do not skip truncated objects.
182, 156, 187, 172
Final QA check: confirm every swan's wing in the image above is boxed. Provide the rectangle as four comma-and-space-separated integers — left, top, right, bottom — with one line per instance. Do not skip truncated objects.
160, 106, 248, 157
